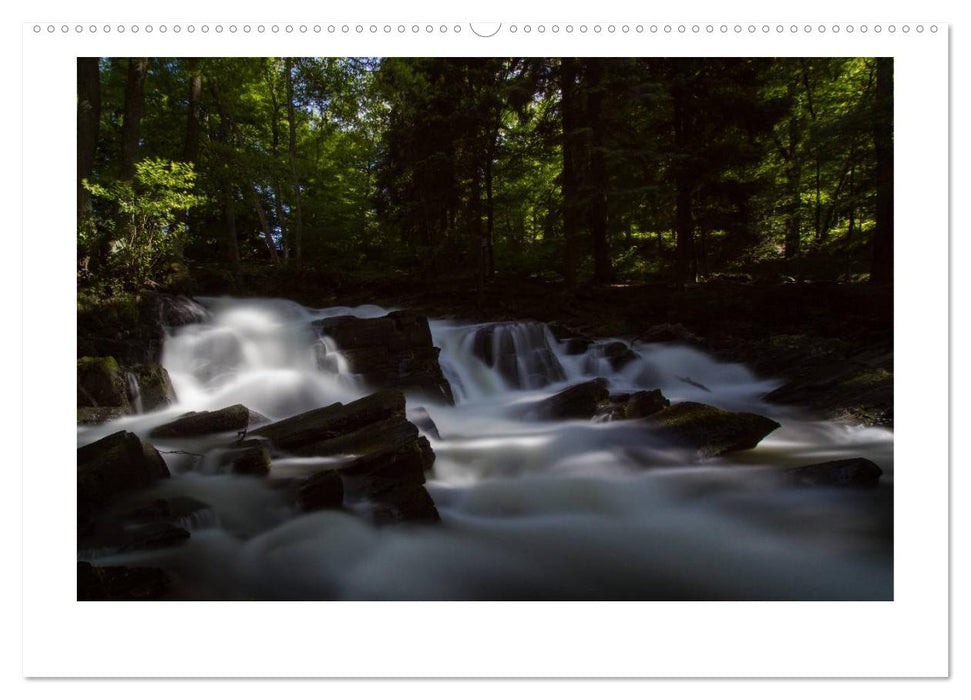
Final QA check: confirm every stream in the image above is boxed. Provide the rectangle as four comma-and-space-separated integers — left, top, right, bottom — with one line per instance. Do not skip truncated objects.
76, 296, 893, 600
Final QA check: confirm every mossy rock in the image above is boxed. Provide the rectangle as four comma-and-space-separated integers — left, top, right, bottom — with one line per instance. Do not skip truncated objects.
77, 431, 170, 521
645, 401, 780, 457
129, 363, 177, 411
526, 379, 610, 420
77, 356, 130, 410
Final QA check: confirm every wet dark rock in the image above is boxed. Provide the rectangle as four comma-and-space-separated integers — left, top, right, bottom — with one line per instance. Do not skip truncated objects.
526, 379, 610, 420
562, 337, 593, 355
252, 390, 406, 453
783, 458, 883, 488
620, 390, 671, 419
408, 406, 442, 441
644, 401, 780, 457
128, 496, 214, 526
77, 356, 130, 411
77, 561, 173, 601
765, 364, 893, 428
149, 404, 260, 439
471, 322, 566, 389
258, 391, 439, 525
128, 363, 177, 411
77, 431, 170, 520
369, 482, 441, 526
220, 445, 272, 476
313, 311, 454, 404
297, 470, 345, 511
603, 341, 639, 371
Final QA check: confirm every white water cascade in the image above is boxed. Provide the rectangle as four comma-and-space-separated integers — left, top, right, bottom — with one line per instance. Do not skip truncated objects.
76, 297, 893, 600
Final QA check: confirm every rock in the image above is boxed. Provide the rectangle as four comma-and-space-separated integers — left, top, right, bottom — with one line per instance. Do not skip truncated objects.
297, 470, 344, 511
637, 323, 704, 346
313, 311, 454, 404
526, 379, 610, 420
77, 431, 170, 520
77, 561, 173, 601
562, 337, 593, 356
643, 402, 780, 457
783, 458, 883, 488
128, 363, 177, 411
128, 496, 216, 529
603, 341, 639, 371
471, 322, 566, 389
77, 407, 128, 425
407, 406, 442, 441
77, 356, 130, 411
259, 391, 439, 524
219, 445, 272, 476
621, 390, 671, 419
766, 365, 893, 428
252, 390, 407, 453
149, 404, 259, 439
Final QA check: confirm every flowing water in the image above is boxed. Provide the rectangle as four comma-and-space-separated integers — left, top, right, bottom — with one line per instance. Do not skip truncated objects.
77, 297, 893, 600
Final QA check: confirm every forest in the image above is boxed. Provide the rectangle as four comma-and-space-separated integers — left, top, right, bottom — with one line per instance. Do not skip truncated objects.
77, 56, 893, 299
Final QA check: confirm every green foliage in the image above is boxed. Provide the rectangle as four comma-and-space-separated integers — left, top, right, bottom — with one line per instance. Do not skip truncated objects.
84, 159, 200, 289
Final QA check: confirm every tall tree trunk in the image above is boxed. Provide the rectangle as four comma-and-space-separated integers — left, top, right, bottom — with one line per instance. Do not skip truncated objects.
119, 58, 148, 181
286, 58, 304, 262
485, 134, 496, 279
208, 79, 240, 268
174, 58, 203, 257
469, 168, 484, 303
871, 58, 894, 286
673, 78, 695, 287
560, 58, 581, 287
250, 186, 281, 264
77, 58, 101, 245
586, 59, 611, 284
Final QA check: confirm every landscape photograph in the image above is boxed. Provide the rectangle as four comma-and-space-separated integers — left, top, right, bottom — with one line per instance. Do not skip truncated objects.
76, 56, 894, 601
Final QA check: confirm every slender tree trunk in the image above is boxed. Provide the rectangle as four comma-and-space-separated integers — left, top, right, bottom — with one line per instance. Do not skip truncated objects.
221, 181, 240, 268
119, 58, 148, 181
173, 58, 203, 256
250, 186, 281, 264
485, 136, 496, 279
871, 58, 894, 286
560, 58, 581, 287
77, 58, 101, 244
286, 58, 304, 262
586, 59, 611, 284
469, 168, 484, 303
673, 78, 695, 287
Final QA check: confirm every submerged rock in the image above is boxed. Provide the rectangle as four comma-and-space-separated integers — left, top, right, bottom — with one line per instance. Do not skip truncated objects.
471, 321, 566, 390
313, 311, 454, 404
77, 431, 170, 521
77, 561, 173, 601
603, 341, 639, 371
149, 404, 262, 439
214, 445, 272, 476
643, 401, 780, 457
783, 458, 883, 488
526, 379, 610, 420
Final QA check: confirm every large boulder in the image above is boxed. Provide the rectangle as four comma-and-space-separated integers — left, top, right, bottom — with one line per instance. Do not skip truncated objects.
77, 561, 173, 601
149, 404, 263, 439
643, 402, 780, 457
313, 311, 454, 404
77, 431, 170, 522
297, 470, 345, 511
471, 322, 566, 390
128, 363, 177, 412
77, 356, 130, 412
783, 458, 883, 488
596, 389, 672, 421
526, 379, 610, 420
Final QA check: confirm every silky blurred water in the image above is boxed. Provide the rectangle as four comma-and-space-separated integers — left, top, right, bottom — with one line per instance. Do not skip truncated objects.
77, 297, 893, 600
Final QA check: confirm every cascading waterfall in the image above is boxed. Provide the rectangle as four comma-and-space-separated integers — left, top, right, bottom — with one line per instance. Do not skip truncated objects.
76, 297, 893, 600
